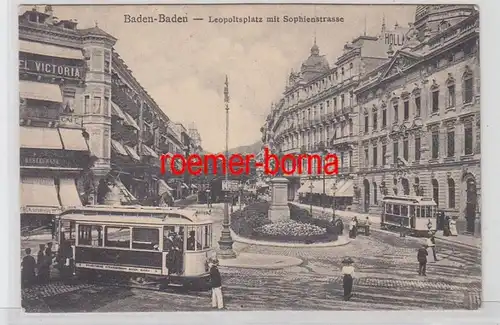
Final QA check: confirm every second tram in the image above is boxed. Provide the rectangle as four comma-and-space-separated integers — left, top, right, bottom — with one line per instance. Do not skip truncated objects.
380, 196, 437, 236
56, 205, 215, 290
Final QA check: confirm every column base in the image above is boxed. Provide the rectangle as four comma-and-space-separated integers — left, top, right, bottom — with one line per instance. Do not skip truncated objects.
218, 228, 236, 259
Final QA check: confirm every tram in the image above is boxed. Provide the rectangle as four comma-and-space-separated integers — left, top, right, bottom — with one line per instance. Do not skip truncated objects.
380, 196, 437, 236
56, 205, 215, 290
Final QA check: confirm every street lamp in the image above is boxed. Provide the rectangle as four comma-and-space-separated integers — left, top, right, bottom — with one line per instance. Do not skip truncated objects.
239, 182, 244, 212
218, 75, 236, 259
308, 179, 315, 215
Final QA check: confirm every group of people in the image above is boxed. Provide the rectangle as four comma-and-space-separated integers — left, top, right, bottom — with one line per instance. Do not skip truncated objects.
163, 231, 184, 275
417, 232, 439, 276
21, 242, 54, 288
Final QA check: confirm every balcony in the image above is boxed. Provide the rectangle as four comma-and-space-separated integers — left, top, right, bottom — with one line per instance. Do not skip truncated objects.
111, 122, 138, 146
111, 85, 140, 118
330, 135, 354, 147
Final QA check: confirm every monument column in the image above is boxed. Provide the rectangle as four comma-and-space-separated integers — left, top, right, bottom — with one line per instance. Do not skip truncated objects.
268, 177, 290, 222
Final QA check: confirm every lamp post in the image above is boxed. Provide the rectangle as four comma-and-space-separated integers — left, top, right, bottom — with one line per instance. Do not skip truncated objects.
218, 75, 236, 259
308, 179, 314, 215
239, 182, 244, 212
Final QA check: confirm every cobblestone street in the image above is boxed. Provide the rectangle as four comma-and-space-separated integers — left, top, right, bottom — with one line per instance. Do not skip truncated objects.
21, 206, 481, 312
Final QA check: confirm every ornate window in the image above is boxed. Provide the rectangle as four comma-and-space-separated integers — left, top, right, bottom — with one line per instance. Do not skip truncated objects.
382, 144, 387, 166
415, 136, 421, 161
364, 110, 369, 133
448, 178, 456, 208
431, 80, 440, 113
373, 145, 378, 167
382, 103, 387, 127
403, 99, 410, 120
464, 122, 474, 155
393, 140, 399, 164
446, 73, 456, 108
373, 182, 378, 205
431, 130, 439, 159
447, 129, 455, 157
463, 66, 474, 104
364, 146, 369, 167
432, 179, 439, 207
393, 102, 399, 123
403, 138, 409, 161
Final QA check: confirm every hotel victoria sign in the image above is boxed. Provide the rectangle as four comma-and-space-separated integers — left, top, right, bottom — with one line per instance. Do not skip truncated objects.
19, 58, 84, 79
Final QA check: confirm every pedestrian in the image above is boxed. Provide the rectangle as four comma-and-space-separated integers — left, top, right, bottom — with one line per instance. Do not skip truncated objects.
427, 234, 438, 262
163, 232, 176, 275
21, 248, 36, 288
399, 219, 406, 237
417, 244, 428, 276
443, 215, 451, 236
364, 217, 371, 236
208, 257, 224, 310
36, 244, 48, 284
348, 217, 358, 238
44, 242, 54, 281
449, 217, 458, 236
341, 257, 355, 301
335, 217, 344, 235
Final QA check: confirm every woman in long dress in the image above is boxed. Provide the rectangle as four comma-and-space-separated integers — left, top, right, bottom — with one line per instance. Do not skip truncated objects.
341, 257, 355, 301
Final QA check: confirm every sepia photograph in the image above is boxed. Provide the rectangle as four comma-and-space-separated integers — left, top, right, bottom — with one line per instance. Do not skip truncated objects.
18, 3, 481, 313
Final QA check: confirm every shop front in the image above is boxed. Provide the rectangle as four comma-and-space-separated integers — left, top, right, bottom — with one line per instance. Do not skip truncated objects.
20, 126, 90, 228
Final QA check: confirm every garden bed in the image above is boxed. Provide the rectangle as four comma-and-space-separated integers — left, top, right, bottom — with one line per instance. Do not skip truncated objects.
230, 201, 339, 243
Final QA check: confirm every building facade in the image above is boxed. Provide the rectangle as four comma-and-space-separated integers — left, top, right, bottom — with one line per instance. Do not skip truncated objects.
261, 5, 480, 235
19, 6, 202, 224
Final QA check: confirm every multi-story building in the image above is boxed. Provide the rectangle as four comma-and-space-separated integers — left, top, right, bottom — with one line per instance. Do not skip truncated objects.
18, 6, 200, 225
355, 5, 480, 234
261, 5, 480, 235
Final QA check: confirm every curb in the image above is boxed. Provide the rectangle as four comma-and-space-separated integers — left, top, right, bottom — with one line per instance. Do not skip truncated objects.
230, 229, 351, 248
292, 202, 481, 250
218, 253, 303, 270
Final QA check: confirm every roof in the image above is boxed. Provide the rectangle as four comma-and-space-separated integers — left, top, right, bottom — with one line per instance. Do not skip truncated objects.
79, 26, 117, 40
381, 196, 437, 206
59, 205, 212, 225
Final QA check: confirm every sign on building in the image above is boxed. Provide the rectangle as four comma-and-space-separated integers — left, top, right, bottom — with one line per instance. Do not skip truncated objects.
222, 180, 240, 192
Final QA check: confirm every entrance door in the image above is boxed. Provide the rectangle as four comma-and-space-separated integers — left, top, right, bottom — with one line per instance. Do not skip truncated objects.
363, 180, 370, 213
466, 179, 477, 233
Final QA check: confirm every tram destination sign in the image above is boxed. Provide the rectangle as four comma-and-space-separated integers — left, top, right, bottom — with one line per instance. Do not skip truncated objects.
76, 262, 162, 275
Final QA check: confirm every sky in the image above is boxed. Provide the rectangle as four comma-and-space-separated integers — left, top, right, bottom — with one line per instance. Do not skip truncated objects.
21, 4, 416, 152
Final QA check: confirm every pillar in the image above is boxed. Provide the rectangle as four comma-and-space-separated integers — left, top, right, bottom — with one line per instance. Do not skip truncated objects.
268, 177, 290, 222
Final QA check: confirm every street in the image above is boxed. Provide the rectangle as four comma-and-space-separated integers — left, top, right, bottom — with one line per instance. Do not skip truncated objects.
21, 205, 481, 312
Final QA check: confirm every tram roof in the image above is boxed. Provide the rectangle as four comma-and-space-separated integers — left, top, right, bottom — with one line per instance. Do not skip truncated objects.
59, 205, 212, 225
381, 195, 437, 206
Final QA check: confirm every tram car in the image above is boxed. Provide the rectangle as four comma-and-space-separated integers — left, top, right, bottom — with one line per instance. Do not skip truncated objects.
380, 196, 437, 236
55, 205, 215, 290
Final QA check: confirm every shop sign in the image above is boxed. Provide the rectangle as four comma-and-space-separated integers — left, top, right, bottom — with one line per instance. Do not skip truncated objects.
20, 150, 79, 168
59, 114, 83, 127
19, 59, 84, 79
384, 32, 406, 47
75, 262, 162, 275
222, 180, 239, 192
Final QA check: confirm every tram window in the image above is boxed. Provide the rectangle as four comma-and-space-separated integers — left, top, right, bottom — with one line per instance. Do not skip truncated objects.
425, 207, 432, 218
163, 227, 184, 252
386, 204, 392, 213
416, 208, 421, 218
393, 205, 400, 215
60, 220, 75, 244
78, 225, 103, 246
401, 205, 408, 217
186, 226, 202, 251
104, 227, 130, 248
132, 228, 159, 250
410, 206, 415, 217
203, 225, 212, 249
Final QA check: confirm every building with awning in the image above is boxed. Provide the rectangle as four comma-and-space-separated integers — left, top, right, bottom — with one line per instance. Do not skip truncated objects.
20, 80, 63, 103
19, 39, 84, 60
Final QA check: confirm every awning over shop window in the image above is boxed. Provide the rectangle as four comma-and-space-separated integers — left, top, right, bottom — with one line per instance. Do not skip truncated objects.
181, 183, 189, 189
311, 179, 329, 194
59, 128, 88, 151
191, 184, 198, 189
158, 179, 174, 194
334, 179, 354, 197
297, 180, 313, 194
19, 40, 84, 60
124, 145, 141, 161
20, 80, 63, 102
20, 126, 63, 150
59, 178, 82, 207
111, 139, 128, 156
111, 101, 139, 130
20, 176, 60, 214
142, 144, 159, 158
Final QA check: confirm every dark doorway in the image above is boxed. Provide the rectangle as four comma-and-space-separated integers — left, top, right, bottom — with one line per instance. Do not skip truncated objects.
466, 178, 477, 233
363, 179, 370, 213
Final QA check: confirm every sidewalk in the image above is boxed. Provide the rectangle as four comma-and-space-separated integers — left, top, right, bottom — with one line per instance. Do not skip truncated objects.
291, 202, 481, 249
218, 252, 303, 269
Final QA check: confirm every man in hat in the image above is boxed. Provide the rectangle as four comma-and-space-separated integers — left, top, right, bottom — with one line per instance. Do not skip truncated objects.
417, 244, 428, 276
208, 257, 224, 309
341, 257, 355, 301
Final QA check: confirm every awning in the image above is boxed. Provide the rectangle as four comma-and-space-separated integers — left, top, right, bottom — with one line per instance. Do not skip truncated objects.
20, 80, 63, 102
335, 179, 354, 197
20, 126, 63, 150
59, 128, 88, 151
59, 178, 82, 207
124, 145, 141, 161
191, 184, 198, 189
311, 179, 328, 194
19, 40, 84, 60
111, 139, 128, 156
297, 180, 313, 194
20, 176, 60, 214
111, 101, 139, 130
142, 144, 159, 158
181, 183, 189, 189
158, 179, 174, 194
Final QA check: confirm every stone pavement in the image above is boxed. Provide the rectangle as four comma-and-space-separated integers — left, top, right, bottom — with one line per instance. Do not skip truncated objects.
292, 202, 481, 249
218, 252, 303, 269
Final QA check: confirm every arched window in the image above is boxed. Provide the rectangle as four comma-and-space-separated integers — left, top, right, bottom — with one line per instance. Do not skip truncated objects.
448, 178, 456, 208
373, 182, 378, 205
432, 179, 439, 207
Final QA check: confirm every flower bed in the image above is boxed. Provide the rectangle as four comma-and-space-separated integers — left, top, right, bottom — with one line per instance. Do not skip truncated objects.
288, 203, 338, 234
250, 220, 336, 243
230, 201, 272, 237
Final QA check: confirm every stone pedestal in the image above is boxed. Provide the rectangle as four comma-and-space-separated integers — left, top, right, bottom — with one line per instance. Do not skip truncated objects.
268, 177, 290, 223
